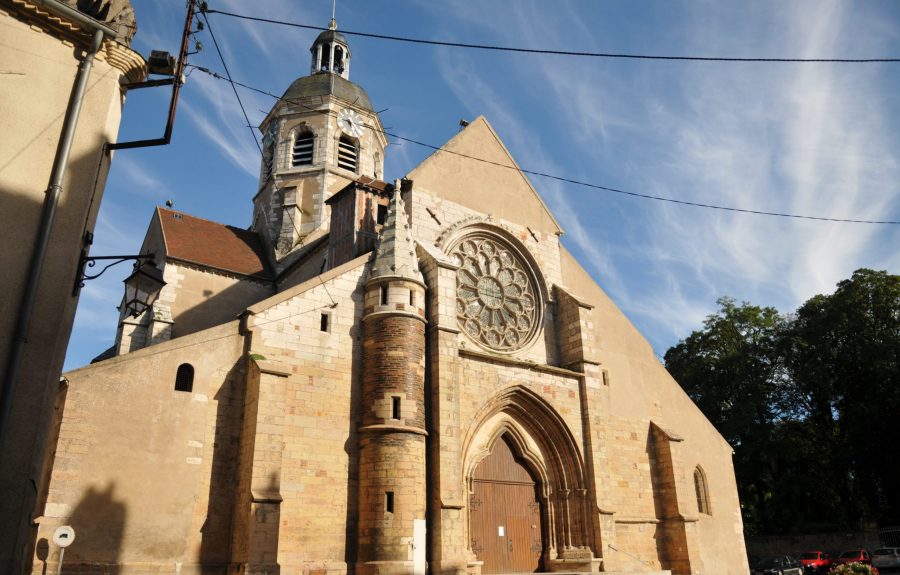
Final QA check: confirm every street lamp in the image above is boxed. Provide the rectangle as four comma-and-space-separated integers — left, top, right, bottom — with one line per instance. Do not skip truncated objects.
74, 254, 166, 317
121, 261, 166, 317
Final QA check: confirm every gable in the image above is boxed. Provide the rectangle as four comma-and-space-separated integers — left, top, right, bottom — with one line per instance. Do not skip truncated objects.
405, 116, 562, 235
156, 207, 275, 280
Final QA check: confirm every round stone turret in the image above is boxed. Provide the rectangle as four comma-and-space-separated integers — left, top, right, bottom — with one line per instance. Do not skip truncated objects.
357, 186, 427, 575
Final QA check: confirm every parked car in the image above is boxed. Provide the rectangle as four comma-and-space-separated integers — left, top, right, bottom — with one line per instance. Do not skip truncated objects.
751, 555, 803, 575
873, 548, 900, 572
837, 549, 873, 566
798, 550, 832, 573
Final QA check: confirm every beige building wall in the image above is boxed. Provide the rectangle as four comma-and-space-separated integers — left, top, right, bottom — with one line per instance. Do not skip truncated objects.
235, 255, 370, 574
0, 2, 143, 572
117, 261, 274, 354
559, 250, 747, 574
406, 117, 747, 574
35, 322, 245, 574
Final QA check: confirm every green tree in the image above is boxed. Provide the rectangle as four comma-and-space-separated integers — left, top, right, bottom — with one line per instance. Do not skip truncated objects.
666, 269, 900, 534
784, 269, 900, 524
663, 297, 787, 533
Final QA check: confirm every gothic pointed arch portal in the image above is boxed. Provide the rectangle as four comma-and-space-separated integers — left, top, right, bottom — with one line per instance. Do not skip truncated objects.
470, 434, 543, 573
464, 386, 599, 573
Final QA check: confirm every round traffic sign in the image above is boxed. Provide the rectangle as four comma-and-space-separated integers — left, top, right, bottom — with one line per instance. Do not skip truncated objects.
52, 525, 75, 548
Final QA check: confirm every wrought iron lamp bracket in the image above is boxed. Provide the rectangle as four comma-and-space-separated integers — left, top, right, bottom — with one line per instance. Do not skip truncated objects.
73, 254, 156, 296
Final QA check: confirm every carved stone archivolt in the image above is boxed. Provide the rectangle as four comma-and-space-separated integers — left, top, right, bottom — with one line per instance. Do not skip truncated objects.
449, 233, 539, 352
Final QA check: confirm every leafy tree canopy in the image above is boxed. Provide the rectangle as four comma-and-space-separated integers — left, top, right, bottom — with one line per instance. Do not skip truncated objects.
665, 269, 899, 535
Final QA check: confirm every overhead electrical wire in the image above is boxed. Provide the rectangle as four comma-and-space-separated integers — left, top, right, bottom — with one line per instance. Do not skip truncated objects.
198, 10, 310, 244
204, 9, 900, 63
185, 65, 900, 226
199, 10, 262, 155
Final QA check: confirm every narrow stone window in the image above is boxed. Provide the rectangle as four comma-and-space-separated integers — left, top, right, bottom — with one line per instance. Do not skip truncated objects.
175, 363, 194, 393
320, 312, 329, 332
380, 285, 388, 305
385, 491, 394, 513
392, 396, 401, 420
694, 466, 711, 515
334, 45, 345, 74
602, 369, 610, 387
376, 203, 387, 225
292, 131, 314, 166
337, 135, 358, 172
320, 43, 331, 72
409, 290, 415, 307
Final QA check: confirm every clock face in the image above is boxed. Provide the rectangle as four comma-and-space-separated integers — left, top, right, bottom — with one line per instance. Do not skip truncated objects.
337, 108, 364, 138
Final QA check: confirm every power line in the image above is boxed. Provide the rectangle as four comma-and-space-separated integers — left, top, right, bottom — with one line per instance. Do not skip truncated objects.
199, 10, 262, 155
185, 65, 900, 226
205, 9, 900, 64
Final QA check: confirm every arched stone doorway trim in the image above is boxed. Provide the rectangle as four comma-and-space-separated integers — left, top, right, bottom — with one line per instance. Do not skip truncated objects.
462, 385, 598, 569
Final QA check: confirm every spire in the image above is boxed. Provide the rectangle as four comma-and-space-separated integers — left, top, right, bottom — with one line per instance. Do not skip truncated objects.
368, 181, 422, 284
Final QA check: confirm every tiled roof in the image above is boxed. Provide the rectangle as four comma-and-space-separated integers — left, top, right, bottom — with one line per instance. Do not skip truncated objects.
157, 208, 274, 280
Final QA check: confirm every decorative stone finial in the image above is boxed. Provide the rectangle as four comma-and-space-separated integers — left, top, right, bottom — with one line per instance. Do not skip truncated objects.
368, 182, 422, 284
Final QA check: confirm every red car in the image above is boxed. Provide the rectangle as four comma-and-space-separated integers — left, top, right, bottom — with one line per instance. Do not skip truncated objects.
836, 549, 872, 566
798, 551, 832, 573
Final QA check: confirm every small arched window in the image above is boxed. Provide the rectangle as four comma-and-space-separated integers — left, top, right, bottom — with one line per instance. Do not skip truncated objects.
694, 466, 711, 515
337, 135, 358, 172
175, 363, 194, 393
292, 130, 314, 166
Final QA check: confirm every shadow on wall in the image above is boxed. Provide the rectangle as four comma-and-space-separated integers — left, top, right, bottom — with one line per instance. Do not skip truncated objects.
199, 359, 245, 571
169, 270, 275, 342
0, 129, 115, 575
54, 483, 127, 573
343, 271, 367, 568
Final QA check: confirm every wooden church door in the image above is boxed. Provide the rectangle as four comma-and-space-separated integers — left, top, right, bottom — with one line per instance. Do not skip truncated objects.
471, 435, 543, 573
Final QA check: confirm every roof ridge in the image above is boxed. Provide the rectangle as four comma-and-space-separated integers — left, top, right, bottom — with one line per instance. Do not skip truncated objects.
157, 206, 253, 235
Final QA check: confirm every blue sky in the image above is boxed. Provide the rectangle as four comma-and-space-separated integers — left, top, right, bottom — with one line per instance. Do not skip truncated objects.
64, 0, 900, 369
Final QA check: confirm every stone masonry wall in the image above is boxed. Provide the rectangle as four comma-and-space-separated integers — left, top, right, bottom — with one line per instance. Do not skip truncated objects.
244, 257, 369, 575
34, 323, 246, 575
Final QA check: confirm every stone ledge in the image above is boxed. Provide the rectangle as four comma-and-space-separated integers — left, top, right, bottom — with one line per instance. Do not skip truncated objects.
459, 347, 584, 378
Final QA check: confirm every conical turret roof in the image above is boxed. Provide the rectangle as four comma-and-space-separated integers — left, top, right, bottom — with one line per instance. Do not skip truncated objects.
368, 182, 422, 285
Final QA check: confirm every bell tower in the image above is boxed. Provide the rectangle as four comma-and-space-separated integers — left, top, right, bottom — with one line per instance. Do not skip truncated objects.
252, 20, 388, 262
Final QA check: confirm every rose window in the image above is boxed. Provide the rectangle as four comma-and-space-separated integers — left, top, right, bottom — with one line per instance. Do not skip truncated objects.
450, 234, 539, 352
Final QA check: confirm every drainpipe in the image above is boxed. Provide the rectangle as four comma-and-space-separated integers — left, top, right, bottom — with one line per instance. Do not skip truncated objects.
0, 6, 114, 464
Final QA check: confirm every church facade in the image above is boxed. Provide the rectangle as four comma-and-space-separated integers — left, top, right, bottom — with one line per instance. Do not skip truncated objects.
32, 24, 748, 575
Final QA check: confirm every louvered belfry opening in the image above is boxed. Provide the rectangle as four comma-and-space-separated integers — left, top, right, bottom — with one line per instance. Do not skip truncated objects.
337, 135, 358, 172
292, 132, 314, 166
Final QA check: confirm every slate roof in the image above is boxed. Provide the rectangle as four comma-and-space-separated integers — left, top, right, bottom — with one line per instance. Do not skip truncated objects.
156, 208, 274, 280
281, 73, 373, 111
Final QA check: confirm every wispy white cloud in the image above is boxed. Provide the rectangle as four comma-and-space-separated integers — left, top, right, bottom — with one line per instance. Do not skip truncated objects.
180, 76, 262, 177
111, 155, 171, 200
433, 46, 627, 299
420, 0, 900, 352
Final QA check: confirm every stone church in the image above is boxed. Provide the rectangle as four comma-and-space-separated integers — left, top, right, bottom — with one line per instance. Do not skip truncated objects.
32, 22, 748, 575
